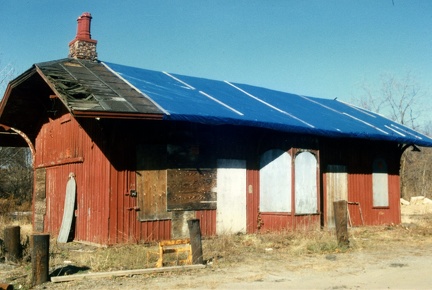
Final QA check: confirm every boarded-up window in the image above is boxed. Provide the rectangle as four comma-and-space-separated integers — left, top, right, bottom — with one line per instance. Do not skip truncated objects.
373, 158, 389, 207
259, 149, 291, 212
295, 151, 318, 214
136, 144, 171, 221
167, 169, 217, 211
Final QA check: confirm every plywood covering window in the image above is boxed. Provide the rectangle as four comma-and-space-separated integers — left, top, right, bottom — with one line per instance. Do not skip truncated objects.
372, 158, 389, 207
167, 169, 217, 211
136, 144, 171, 221
136, 143, 218, 221
295, 151, 318, 214
259, 149, 292, 212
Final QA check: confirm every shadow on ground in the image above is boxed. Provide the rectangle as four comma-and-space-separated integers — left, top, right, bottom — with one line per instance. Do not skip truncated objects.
50, 265, 90, 277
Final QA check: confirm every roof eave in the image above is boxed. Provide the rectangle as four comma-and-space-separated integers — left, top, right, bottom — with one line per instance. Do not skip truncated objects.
71, 110, 164, 120
0, 66, 38, 118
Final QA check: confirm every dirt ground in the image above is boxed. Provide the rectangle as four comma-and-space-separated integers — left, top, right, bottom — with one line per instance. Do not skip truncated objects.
2, 201, 432, 289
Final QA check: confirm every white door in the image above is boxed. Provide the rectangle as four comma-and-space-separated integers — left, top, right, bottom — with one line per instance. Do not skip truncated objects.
216, 159, 246, 234
326, 165, 348, 228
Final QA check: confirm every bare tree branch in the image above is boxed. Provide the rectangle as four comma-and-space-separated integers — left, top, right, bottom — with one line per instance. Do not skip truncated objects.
353, 72, 432, 200
355, 72, 428, 131
0, 56, 16, 98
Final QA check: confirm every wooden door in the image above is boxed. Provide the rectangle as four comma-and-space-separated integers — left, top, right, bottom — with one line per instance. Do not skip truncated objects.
326, 165, 348, 228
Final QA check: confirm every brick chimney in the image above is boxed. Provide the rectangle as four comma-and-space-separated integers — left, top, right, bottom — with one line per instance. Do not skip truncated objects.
68, 12, 98, 61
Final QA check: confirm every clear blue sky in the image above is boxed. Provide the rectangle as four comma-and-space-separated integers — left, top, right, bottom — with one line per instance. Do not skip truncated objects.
1, 0, 431, 104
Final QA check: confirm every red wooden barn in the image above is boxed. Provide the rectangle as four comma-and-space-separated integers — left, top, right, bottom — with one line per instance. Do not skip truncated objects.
1, 13, 431, 245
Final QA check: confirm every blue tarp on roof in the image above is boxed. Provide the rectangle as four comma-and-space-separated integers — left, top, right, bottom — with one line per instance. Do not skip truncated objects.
104, 61, 432, 147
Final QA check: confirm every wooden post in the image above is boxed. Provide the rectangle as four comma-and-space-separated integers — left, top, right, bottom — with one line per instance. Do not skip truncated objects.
4, 226, 21, 262
187, 219, 203, 264
333, 200, 349, 247
31, 234, 50, 286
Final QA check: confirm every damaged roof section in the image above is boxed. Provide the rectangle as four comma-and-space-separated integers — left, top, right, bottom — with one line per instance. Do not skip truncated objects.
35, 58, 164, 117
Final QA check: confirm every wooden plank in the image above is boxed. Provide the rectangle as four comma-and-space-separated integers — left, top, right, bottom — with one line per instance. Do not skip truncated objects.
137, 169, 171, 221
57, 174, 76, 243
50, 264, 206, 283
159, 239, 190, 246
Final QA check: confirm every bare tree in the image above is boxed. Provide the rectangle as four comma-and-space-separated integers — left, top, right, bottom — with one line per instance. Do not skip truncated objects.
354, 72, 432, 200
0, 58, 32, 210
0, 57, 15, 98
0, 147, 32, 205
357, 72, 427, 130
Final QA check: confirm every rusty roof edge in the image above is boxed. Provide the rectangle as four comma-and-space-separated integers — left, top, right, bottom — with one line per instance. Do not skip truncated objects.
71, 110, 163, 120
101, 61, 170, 116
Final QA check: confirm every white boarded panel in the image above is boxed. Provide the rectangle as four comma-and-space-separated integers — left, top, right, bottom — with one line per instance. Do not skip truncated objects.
216, 159, 246, 234
373, 158, 389, 207
260, 149, 291, 212
326, 165, 348, 228
295, 152, 318, 214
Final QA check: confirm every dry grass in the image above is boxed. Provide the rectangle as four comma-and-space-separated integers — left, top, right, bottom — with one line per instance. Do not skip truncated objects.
2, 209, 432, 289
0, 198, 31, 215
3, 218, 432, 273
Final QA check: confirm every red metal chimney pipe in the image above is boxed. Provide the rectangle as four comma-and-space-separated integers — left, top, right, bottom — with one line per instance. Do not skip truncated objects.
76, 12, 92, 40
69, 12, 98, 61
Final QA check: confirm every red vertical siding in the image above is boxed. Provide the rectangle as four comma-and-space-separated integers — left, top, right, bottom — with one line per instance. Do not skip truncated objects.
195, 210, 216, 237
107, 136, 172, 244
260, 214, 293, 231
35, 113, 403, 244
259, 214, 320, 231
321, 141, 402, 228
347, 173, 400, 226
35, 115, 173, 245
36, 115, 111, 244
